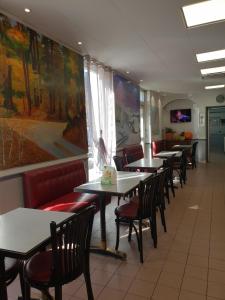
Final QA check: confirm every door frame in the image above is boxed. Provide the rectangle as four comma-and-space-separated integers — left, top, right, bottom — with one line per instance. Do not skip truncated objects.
206, 105, 225, 162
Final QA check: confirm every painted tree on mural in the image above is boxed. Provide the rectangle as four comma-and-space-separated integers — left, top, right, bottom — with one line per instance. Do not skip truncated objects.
0, 13, 88, 170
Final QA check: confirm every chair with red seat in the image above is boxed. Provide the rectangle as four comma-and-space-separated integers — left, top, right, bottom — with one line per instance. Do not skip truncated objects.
23, 205, 95, 300
114, 175, 158, 263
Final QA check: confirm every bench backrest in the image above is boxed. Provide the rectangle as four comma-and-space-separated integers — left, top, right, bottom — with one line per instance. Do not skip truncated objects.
123, 145, 144, 164
23, 160, 87, 208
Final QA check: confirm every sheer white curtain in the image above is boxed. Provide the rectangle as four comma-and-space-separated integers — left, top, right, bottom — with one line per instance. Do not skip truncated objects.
84, 57, 116, 177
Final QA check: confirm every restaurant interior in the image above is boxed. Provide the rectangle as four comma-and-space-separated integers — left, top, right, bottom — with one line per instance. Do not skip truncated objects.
1, 0, 225, 299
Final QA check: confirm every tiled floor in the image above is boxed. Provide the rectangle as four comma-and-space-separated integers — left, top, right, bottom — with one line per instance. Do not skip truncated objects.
8, 161, 225, 299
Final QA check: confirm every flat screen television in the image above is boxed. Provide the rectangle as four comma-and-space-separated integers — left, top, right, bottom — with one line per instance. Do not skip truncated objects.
170, 109, 191, 123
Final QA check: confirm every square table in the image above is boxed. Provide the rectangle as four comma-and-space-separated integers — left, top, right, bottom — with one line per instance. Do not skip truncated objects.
75, 171, 152, 259
154, 151, 182, 159
125, 158, 164, 172
0, 208, 74, 300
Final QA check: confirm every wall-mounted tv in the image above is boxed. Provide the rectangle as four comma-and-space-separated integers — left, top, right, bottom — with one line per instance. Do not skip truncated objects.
170, 109, 191, 123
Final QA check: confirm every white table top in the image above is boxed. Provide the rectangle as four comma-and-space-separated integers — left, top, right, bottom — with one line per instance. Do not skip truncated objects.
125, 158, 164, 169
0, 208, 73, 257
75, 171, 152, 196
154, 151, 182, 158
172, 144, 192, 149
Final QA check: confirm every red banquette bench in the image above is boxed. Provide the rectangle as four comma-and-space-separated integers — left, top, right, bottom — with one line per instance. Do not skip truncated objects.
23, 160, 99, 213
123, 145, 144, 164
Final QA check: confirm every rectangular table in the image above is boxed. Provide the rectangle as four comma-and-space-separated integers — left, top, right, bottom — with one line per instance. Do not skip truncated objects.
172, 144, 192, 150
125, 158, 164, 172
0, 208, 74, 300
154, 151, 182, 159
75, 171, 152, 259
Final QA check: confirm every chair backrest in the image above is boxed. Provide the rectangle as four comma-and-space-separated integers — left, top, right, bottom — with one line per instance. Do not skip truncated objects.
50, 206, 95, 285
123, 145, 144, 164
113, 156, 125, 171
138, 175, 158, 219
155, 168, 168, 206
192, 141, 198, 157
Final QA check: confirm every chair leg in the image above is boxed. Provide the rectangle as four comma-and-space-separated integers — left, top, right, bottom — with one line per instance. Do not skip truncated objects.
159, 206, 167, 233
19, 262, 31, 300
84, 255, 94, 300
55, 285, 62, 300
150, 215, 157, 248
139, 220, 143, 263
128, 221, 133, 242
115, 216, 120, 250
165, 183, 170, 204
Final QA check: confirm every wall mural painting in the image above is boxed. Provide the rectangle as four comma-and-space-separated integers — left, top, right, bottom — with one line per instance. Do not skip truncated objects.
0, 13, 88, 170
114, 74, 140, 148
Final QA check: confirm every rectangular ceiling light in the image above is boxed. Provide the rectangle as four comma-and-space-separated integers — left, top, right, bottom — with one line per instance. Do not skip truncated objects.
182, 0, 225, 28
196, 49, 225, 63
201, 66, 225, 75
205, 84, 225, 89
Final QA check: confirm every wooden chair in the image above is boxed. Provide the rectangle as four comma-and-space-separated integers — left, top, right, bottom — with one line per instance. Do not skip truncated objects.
23, 206, 95, 300
172, 151, 187, 187
163, 158, 175, 203
113, 156, 126, 171
191, 141, 198, 169
114, 175, 158, 263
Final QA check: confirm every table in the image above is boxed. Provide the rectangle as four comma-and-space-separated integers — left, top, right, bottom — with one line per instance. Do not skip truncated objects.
125, 158, 164, 172
75, 171, 152, 259
172, 144, 192, 150
0, 208, 74, 300
154, 151, 182, 159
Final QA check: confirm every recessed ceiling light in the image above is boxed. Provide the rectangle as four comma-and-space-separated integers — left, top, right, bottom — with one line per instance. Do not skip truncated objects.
205, 84, 225, 89
200, 66, 225, 76
196, 49, 225, 63
77, 41, 82, 45
126, 71, 130, 74
182, 0, 225, 28
140, 79, 143, 82
24, 8, 31, 13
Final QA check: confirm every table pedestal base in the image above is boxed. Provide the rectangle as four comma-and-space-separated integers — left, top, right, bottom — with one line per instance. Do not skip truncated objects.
90, 246, 126, 260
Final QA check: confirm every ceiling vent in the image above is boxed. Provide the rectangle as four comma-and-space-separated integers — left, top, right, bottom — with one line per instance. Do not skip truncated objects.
216, 94, 225, 103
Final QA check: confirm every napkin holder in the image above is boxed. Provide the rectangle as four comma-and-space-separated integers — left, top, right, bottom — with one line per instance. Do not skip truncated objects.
101, 165, 117, 185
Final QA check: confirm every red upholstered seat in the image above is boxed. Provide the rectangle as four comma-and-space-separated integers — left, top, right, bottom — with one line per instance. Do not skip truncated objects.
23, 160, 104, 213
115, 196, 139, 218
39, 192, 97, 212
123, 145, 144, 164
25, 251, 54, 284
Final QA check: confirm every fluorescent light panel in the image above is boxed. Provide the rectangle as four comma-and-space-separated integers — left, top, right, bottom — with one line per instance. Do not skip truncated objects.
182, 0, 225, 28
196, 49, 225, 63
205, 84, 225, 89
201, 66, 225, 75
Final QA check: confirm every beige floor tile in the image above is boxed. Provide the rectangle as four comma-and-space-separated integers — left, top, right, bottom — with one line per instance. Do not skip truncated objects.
208, 269, 225, 284
207, 281, 225, 299
179, 290, 206, 300
136, 267, 161, 283
167, 250, 188, 264
124, 294, 149, 300
128, 279, 155, 298
75, 283, 104, 299
182, 276, 207, 295
163, 261, 185, 275
158, 270, 183, 289
187, 255, 209, 268
209, 258, 225, 272
184, 265, 208, 281
115, 262, 140, 277
91, 269, 114, 285
152, 285, 179, 300
97, 287, 126, 300
107, 273, 133, 292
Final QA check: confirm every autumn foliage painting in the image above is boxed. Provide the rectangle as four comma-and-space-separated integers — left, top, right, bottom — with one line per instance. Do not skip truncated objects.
0, 13, 88, 170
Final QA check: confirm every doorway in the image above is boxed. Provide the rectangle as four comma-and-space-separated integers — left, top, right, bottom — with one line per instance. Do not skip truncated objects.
207, 106, 225, 162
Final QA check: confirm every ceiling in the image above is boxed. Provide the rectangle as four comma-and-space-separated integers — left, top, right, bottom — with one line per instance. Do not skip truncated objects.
1, 0, 225, 98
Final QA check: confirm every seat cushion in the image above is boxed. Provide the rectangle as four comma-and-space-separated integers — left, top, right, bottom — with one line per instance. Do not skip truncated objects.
39, 192, 98, 212
25, 251, 53, 284
115, 196, 139, 218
